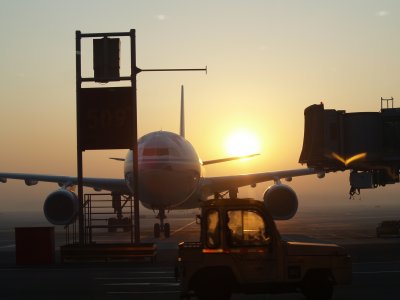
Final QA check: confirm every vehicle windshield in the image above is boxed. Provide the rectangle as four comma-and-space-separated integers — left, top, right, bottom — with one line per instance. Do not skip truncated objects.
206, 209, 220, 248
226, 210, 270, 247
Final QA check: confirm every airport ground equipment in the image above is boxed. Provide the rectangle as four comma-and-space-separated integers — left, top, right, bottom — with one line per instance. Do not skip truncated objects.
176, 198, 352, 300
61, 192, 157, 263
60, 243, 157, 263
75, 30, 141, 246
75, 29, 206, 244
299, 98, 400, 196
84, 193, 134, 242
53, 192, 135, 244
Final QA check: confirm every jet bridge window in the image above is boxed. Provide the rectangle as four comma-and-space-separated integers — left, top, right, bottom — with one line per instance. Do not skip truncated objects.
227, 210, 270, 247
206, 209, 220, 248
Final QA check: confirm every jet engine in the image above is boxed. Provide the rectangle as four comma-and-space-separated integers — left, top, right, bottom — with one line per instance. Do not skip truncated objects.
43, 189, 79, 225
263, 184, 298, 220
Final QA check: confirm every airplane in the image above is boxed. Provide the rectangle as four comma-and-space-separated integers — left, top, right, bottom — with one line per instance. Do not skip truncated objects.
0, 85, 324, 238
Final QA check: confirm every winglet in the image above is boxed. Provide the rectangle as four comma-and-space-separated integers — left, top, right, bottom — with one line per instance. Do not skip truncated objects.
180, 85, 185, 138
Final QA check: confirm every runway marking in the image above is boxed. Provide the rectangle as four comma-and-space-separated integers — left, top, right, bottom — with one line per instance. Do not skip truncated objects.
121, 271, 173, 274
0, 268, 80, 274
105, 282, 180, 286
171, 220, 196, 236
108, 291, 180, 295
96, 276, 175, 280
354, 270, 400, 274
353, 260, 400, 265
0, 244, 15, 249
97, 271, 173, 274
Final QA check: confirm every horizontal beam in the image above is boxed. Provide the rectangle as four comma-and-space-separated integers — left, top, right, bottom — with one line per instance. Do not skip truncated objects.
80, 32, 131, 38
80, 76, 132, 83
80, 67, 207, 83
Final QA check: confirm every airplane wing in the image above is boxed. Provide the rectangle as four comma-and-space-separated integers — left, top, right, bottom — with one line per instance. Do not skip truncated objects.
0, 172, 130, 194
202, 153, 260, 165
201, 168, 320, 196
0, 168, 320, 197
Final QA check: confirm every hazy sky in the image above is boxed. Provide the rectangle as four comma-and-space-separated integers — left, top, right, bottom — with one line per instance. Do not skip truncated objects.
1, 1, 400, 212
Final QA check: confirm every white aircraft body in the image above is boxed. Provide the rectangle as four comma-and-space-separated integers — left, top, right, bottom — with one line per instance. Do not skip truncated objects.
0, 86, 322, 237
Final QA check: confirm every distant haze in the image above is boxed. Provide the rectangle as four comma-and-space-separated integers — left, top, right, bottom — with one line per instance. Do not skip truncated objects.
1, 1, 400, 213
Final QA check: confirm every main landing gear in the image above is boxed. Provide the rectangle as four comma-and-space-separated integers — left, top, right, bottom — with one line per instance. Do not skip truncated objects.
107, 193, 132, 233
154, 208, 170, 238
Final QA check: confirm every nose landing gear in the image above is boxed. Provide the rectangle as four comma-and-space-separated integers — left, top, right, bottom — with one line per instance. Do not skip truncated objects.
154, 208, 170, 238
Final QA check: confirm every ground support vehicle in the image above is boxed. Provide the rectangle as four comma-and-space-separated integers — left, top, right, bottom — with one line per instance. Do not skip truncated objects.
176, 198, 352, 300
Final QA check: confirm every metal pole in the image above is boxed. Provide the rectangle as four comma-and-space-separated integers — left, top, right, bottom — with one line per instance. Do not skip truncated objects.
75, 31, 85, 246
130, 29, 140, 244
140, 67, 207, 73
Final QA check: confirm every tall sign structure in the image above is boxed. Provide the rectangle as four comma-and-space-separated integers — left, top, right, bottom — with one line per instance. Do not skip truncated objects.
75, 30, 206, 245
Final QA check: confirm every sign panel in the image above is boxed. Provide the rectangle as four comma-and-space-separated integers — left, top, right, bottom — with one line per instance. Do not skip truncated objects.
79, 87, 133, 150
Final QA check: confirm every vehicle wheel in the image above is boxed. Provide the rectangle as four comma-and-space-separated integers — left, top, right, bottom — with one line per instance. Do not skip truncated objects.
154, 223, 160, 238
301, 271, 333, 300
164, 223, 170, 238
194, 272, 232, 300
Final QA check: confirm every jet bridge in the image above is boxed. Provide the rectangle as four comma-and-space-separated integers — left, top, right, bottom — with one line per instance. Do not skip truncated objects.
299, 98, 400, 193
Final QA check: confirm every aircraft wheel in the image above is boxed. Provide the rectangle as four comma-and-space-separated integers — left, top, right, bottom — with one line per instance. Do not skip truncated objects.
108, 218, 117, 233
164, 223, 171, 238
154, 223, 161, 238
122, 217, 131, 232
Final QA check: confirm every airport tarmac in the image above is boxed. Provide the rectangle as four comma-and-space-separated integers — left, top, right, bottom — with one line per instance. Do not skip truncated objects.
1, 205, 400, 299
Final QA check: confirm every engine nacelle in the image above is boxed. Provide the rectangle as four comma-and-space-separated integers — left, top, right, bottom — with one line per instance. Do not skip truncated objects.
25, 179, 38, 186
43, 189, 79, 225
263, 184, 298, 220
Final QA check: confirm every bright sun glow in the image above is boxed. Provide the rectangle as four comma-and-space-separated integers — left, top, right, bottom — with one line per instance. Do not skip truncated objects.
225, 129, 261, 157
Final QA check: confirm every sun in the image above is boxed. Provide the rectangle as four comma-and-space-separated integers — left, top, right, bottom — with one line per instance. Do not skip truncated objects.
225, 129, 261, 157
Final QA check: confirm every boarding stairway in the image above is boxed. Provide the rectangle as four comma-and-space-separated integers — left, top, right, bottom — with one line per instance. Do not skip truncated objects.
84, 193, 134, 243
62, 193, 157, 263
65, 193, 134, 245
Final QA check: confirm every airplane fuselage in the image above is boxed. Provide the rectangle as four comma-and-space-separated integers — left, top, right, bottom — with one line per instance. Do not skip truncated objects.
124, 131, 205, 210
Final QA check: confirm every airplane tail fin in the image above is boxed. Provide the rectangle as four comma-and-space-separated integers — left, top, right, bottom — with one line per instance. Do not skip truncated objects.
180, 85, 185, 138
